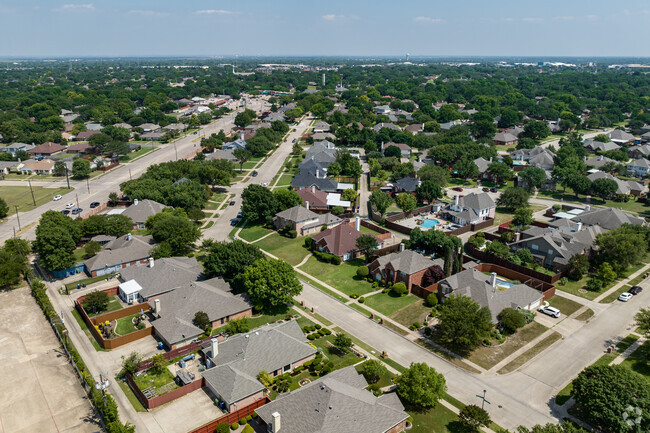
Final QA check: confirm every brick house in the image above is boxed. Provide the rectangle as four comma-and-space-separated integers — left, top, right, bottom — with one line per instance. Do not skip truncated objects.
311, 219, 382, 261
83, 234, 154, 277
368, 249, 444, 292
274, 205, 341, 237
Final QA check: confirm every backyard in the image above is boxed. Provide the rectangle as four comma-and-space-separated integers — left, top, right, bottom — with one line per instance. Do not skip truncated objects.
86, 295, 123, 317
133, 368, 178, 396
1, 185, 72, 212
115, 313, 145, 336
298, 257, 375, 296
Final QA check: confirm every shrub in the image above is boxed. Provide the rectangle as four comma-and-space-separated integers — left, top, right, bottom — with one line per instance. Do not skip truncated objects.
499, 308, 526, 334
252, 412, 258, 418
520, 309, 536, 324
318, 328, 327, 335
468, 235, 485, 249
410, 322, 421, 330
307, 334, 316, 340
382, 288, 390, 294
358, 297, 365, 303
240, 418, 247, 425
314, 324, 322, 330
330, 255, 341, 265
391, 282, 407, 296
304, 237, 312, 248
137, 321, 146, 330
372, 281, 379, 288
424, 327, 432, 336
245, 415, 252, 422
490, 329, 503, 341
288, 230, 297, 238
356, 266, 369, 278
215, 423, 230, 433
559, 277, 568, 286
242, 425, 254, 433
230, 422, 238, 430
426, 293, 438, 307
323, 328, 332, 335
350, 293, 359, 299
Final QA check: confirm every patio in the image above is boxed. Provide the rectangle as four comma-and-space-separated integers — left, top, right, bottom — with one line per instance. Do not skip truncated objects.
397, 212, 456, 232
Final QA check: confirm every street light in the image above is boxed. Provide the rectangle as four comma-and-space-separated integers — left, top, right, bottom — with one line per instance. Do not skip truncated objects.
476, 389, 491, 410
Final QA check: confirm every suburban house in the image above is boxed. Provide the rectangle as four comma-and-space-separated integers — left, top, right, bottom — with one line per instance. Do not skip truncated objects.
27, 141, 66, 156
298, 159, 329, 177
383, 141, 411, 157
392, 177, 420, 194
373, 105, 392, 115
222, 135, 248, 151
368, 249, 444, 292
568, 206, 646, 230
373, 122, 401, 132
312, 219, 383, 261
516, 170, 556, 191
528, 150, 555, 170
296, 187, 351, 211
202, 321, 317, 412
120, 199, 167, 229
113, 123, 133, 130
85, 123, 103, 131
608, 129, 636, 145
141, 131, 166, 140
304, 141, 337, 166
117, 256, 203, 301
163, 123, 187, 132
83, 234, 154, 277
627, 158, 650, 178
255, 366, 409, 433
587, 171, 645, 196
438, 268, 544, 322
312, 132, 336, 141
67, 142, 96, 154
19, 158, 56, 175
0, 161, 22, 175
206, 149, 238, 162
148, 277, 253, 349
274, 205, 341, 237
139, 123, 161, 132
75, 130, 101, 141
443, 192, 496, 226
291, 171, 338, 193
492, 132, 518, 146
583, 140, 620, 153
629, 144, 650, 159
3, 142, 34, 156
313, 121, 331, 133
585, 155, 617, 169
511, 147, 553, 162
405, 123, 424, 133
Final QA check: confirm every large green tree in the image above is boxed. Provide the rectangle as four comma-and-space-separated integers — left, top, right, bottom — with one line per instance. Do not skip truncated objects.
496, 187, 529, 211
203, 240, 264, 281
146, 210, 200, 255
518, 167, 547, 191
396, 193, 417, 213
0, 197, 8, 219
595, 224, 649, 274
72, 158, 91, 179
241, 259, 302, 309
418, 164, 450, 187
241, 184, 278, 224
0, 238, 30, 289
487, 161, 513, 183
356, 234, 379, 261
369, 190, 393, 217
415, 180, 442, 204
273, 188, 302, 212
437, 295, 493, 352
35, 211, 81, 270
396, 362, 447, 408
458, 405, 492, 433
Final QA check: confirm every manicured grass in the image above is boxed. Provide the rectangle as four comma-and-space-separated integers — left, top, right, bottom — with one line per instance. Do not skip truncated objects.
599, 284, 631, 304
299, 276, 350, 303
620, 340, 650, 378
275, 173, 294, 186
201, 221, 214, 230
64, 273, 118, 291
466, 322, 549, 370
239, 224, 274, 242
409, 400, 462, 433
292, 302, 334, 326
116, 377, 147, 412
295, 315, 316, 329
382, 320, 409, 336
299, 257, 375, 296
255, 234, 311, 265
497, 331, 562, 374
547, 295, 584, 317
363, 292, 419, 316
313, 335, 364, 370
71, 308, 105, 352
358, 225, 385, 236
1, 185, 72, 212
87, 296, 122, 317
115, 313, 142, 336
133, 368, 177, 394
348, 302, 374, 317
574, 308, 595, 321
555, 381, 574, 406
556, 276, 615, 301
354, 361, 395, 389
390, 299, 432, 328
120, 146, 156, 162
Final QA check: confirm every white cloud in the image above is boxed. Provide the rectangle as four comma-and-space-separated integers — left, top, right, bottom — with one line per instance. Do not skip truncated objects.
585, 14, 598, 21
322, 14, 338, 21
522, 17, 543, 23
502, 17, 515, 22
321, 14, 357, 22
54, 3, 94, 12
129, 9, 170, 17
413, 16, 444, 23
195, 9, 238, 15
554, 15, 574, 21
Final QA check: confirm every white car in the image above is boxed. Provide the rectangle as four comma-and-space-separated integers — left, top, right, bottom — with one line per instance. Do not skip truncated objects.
53, 195, 62, 201
262, 182, 269, 187
618, 292, 633, 302
538, 305, 560, 318
65, 202, 75, 209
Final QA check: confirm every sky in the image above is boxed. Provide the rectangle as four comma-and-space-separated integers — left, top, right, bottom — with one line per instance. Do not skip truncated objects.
1, 0, 650, 58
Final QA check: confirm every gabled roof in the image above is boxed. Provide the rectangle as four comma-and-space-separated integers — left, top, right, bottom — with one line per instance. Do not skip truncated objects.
299, 159, 329, 176
583, 140, 620, 152
394, 177, 419, 192
118, 256, 203, 299
75, 130, 100, 140
493, 132, 518, 143
628, 158, 650, 168
256, 366, 409, 433
373, 122, 401, 132
275, 205, 319, 223
370, 250, 441, 275
312, 223, 378, 257
21, 159, 55, 171
291, 172, 338, 192
474, 157, 490, 174
585, 155, 617, 168
296, 188, 329, 209
67, 142, 95, 153
459, 192, 495, 211
27, 141, 66, 155
571, 206, 645, 230
608, 129, 635, 142
121, 199, 166, 224
529, 151, 554, 168
84, 235, 154, 271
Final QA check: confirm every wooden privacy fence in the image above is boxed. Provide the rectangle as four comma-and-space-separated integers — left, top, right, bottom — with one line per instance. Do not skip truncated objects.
125, 372, 205, 410
188, 397, 271, 433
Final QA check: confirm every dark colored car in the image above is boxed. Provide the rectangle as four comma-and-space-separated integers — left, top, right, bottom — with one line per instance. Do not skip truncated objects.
452, 187, 463, 192
229, 201, 235, 206
252, 171, 258, 177
71, 208, 83, 215
629, 286, 643, 295
490, 188, 498, 193
482, 187, 490, 192
89, 201, 100, 208
60, 209, 70, 215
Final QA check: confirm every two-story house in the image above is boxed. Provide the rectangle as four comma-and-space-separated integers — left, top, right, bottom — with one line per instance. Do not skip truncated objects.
443, 192, 496, 226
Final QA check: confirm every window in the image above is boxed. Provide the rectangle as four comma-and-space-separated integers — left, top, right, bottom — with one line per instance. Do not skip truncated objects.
548, 249, 553, 255
283, 364, 291, 372
531, 244, 539, 250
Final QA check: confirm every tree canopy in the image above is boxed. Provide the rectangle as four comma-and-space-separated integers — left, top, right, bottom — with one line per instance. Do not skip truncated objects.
396, 362, 447, 408
240, 259, 302, 309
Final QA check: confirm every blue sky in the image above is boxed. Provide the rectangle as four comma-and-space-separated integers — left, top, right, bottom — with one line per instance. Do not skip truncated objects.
1, 0, 650, 57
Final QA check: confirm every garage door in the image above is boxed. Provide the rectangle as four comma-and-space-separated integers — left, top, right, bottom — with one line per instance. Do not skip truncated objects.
529, 300, 541, 310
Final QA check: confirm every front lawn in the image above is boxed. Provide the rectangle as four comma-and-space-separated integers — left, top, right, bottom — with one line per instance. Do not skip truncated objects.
547, 295, 584, 317
312, 334, 364, 370
354, 361, 395, 389
599, 284, 632, 304
2, 185, 73, 212
409, 402, 462, 433
555, 276, 612, 301
239, 224, 274, 242
299, 257, 375, 296
255, 233, 311, 265
620, 340, 650, 378
275, 173, 294, 186
390, 299, 432, 328
497, 331, 562, 374
363, 292, 419, 316
120, 146, 156, 162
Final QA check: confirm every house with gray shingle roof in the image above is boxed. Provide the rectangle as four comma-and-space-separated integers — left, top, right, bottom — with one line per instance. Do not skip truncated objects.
368, 249, 444, 292
608, 129, 636, 145
202, 320, 317, 412
443, 192, 495, 226
3, 142, 34, 156
627, 158, 650, 178
118, 256, 203, 301
83, 234, 154, 277
393, 177, 420, 193
256, 366, 409, 433
291, 171, 338, 193
439, 268, 544, 322
373, 122, 401, 132
585, 155, 617, 169
274, 205, 342, 237
493, 131, 518, 146
583, 140, 620, 152
120, 199, 166, 228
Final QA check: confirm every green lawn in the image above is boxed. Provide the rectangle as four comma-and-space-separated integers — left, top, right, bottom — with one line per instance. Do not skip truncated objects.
348, 302, 374, 317
204, 194, 227, 210
547, 295, 584, 317
299, 257, 375, 296
255, 234, 311, 265
115, 313, 142, 336
363, 292, 419, 316
409, 402, 462, 433
1, 185, 73, 213
133, 368, 177, 394
211, 308, 293, 336
620, 340, 650, 378
574, 309, 595, 321
275, 173, 294, 186
239, 224, 274, 242
599, 284, 632, 304
201, 221, 214, 230
498, 332, 562, 374
120, 146, 156, 162
354, 361, 395, 389
390, 300, 432, 328
556, 276, 615, 301
64, 273, 118, 291
71, 308, 105, 352
312, 334, 363, 370
87, 296, 122, 317
116, 377, 146, 412
358, 225, 385, 236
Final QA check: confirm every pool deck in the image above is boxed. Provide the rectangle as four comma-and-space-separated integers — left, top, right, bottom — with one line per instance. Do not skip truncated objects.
398, 213, 453, 231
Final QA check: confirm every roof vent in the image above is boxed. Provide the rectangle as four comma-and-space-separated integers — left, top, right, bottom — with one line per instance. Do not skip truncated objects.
245, 334, 249, 338
255, 332, 259, 335
321, 385, 325, 390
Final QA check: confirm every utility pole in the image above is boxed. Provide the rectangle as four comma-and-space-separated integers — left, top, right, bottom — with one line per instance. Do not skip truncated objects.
86, 177, 90, 194
65, 166, 70, 190
75, 193, 80, 210
27, 179, 36, 206
128, 168, 132, 181
174, 142, 178, 161
14, 205, 21, 231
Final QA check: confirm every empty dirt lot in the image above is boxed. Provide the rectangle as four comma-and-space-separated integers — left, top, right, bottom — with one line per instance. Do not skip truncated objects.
0, 286, 100, 433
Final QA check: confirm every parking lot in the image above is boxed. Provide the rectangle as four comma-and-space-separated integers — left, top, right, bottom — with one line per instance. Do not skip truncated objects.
0, 287, 99, 433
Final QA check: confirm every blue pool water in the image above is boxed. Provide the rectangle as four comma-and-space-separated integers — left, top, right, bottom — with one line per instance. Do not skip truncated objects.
496, 278, 515, 288
422, 219, 440, 229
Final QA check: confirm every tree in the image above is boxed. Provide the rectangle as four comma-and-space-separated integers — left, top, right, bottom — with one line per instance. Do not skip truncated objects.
232, 148, 252, 173
519, 167, 547, 191
487, 161, 513, 184
234, 110, 255, 128
415, 180, 442, 204
514, 248, 533, 265
485, 240, 510, 258
634, 308, 650, 337
426, 293, 439, 307
80, 214, 132, 237
108, 192, 119, 206
522, 120, 551, 140
396, 362, 447, 408
241, 259, 302, 309
336, 151, 362, 178
72, 158, 91, 179
568, 175, 592, 198
384, 145, 402, 158
596, 262, 616, 285
333, 333, 353, 352
341, 188, 357, 202
192, 311, 210, 331
454, 157, 479, 180
369, 190, 393, 217
418, 164, 450, 187
572, 365, 650, 433
593, 133, 611, 143
396, 193, 417, 213
513, 207, 533, 227
591, 178, 618, 199
103, 141, 131, 156
150, 354, 166, 375
496, 187, 529, 211
595, 224, 649, 274
421, 265, 446, 287
187, 208, 206, 222
84, 240, 101, 258
0, 197, 8, 219
53, 161, 67, 176
273, 188, 302, 211
515, 422, 589, 433
82, 290, 110, 314
120, 352, 143, 375
516, 137, 538, 150
0, 238, 30, 289
459, 405, 492, 433
146, 211, 200, 256
437, 295, 493, 352
499, 308, 526, 334
241, 184, 278, 224
203, 240, 264, 281
567, 254, 589, 281
360, 360, 387, 384
356, 235, 379, 261
225, 318, 250, 335
35, 210, 81, 271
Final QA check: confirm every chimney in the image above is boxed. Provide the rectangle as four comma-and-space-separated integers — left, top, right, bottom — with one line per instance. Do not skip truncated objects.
316, 170, 320, 179
148, 257, 154, 268
134, 198, 139, 206
575, 222, 583, 232
454, 195, 460, 207
489, 157, 493, 163
514, 232, 521, 242
490, 272, 497, 288
585, 205, 591, 212
311, 185, 315, 193
210, 338, 218, 358
271, 412, 281, 433
239, 131, 245, 140
305, 201, 310, 210
154, 298, 161, 316
599, 155, 603, 161
126, 233, 132, 241
355, 216, 360, 231
399, 242, 405, 252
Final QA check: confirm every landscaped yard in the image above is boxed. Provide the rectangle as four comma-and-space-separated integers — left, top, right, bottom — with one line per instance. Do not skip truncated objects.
547, 295, 583, 317
555, 276, 614, 301
204, 194, 227, 210
1, 185, 72, 212
354, 361, 395, 389
390, 299, 432, 328
120, 146, 156, 162
312, 334, 364, 370
358, 225, 386, 237
620, 340, 650, 378
71, 308, 105, 352
409, 402, 462, 433
115, 313, 143, 336
299, 257, 375, 296
133, 368, 178, 395
363, 292, 419, 316
87, 295, 122, 317
466, 321, 549, 370
239, 223, 274, 242
255, 233, 311, 265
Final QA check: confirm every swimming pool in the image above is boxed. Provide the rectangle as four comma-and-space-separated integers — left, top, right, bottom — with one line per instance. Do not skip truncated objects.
421, 219, 440, 229
495, 278, 515, 289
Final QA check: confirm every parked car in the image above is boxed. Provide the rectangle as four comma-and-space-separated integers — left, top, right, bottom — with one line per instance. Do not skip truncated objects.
229, 201, 235, 206
65, 202, 74, 209
618, 292, 633, 302
89, 201, 100, 208
35, 155, 44, 161
60, 209, 70, 215
230, 218, 240, 226
629, 286, 643, 295
490, 188, 498, 193
482, 188, 490, 192
237, 211, 243, 218
292, 139, 296, 143
252, 171, 258, 177
71, 208, 83, 215
53, 195, 62, 201
452, 187, 463, 192
538, 305, 560, 318
262, 182, 268, 187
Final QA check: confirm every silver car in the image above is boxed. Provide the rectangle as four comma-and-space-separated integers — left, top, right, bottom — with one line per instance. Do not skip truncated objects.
538, 305, 560, 318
